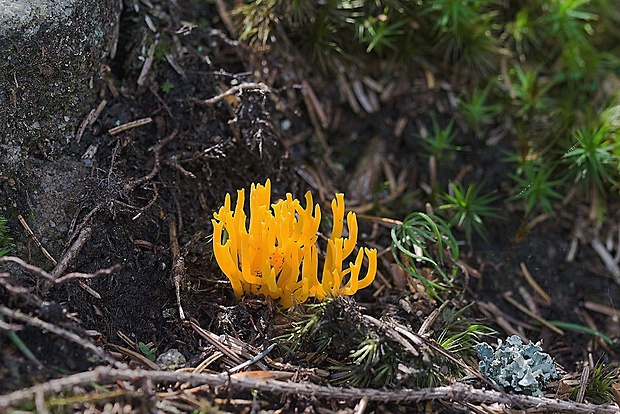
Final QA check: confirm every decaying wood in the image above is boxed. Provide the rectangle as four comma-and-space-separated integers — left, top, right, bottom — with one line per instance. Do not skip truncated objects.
0, 366, 618, 413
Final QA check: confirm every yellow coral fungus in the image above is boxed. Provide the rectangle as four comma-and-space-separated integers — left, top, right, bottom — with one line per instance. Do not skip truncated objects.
212, 179, 377, 308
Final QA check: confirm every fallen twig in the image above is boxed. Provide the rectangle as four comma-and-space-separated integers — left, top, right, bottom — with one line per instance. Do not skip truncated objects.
190, 321, 246, 366
502, 291, 563, 335
0, 366, 617, 413
0, 256, 121, 285
54, 265, 121, 285
0, 306, 121, 368
591, 238, 620, 284
75, 100, 107, 143
108, 117, 153, 136
168, 217, 186, 320
51, 227, 92, 279
520, 262, 552, 305
17, 214, 57, 266
137, 37, 158, 87
194, 82, 272, 106
123, 129, 179, 190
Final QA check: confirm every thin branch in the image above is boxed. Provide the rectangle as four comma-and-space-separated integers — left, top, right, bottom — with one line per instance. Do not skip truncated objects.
108, 117, 153, 136
54, 264, 122, 285
51, 227, 93, 279
0, 367, 617, 413
0, 306, 121, 368
123, 129, 179, 190
0, 273, 42, 306
0, 256, 121, 285
503, 291, 564, 335
168, 217, 186, 319
17, 214, 57, 266
0, 256, 55, 282
194, 82, 272, 106
591, 238, 620, 284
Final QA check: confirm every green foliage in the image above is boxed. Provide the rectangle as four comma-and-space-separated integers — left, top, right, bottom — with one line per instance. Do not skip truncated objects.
509, 161, 566, 214
417, 114, 460, 160
458, 82, 501, 129
541, 0, 597, 46
191, 400, 222, 414
356, 8, 408, 56
563, 123, 618, 196
276, 301, 334, 355
436, 306, 496, 354
535, 0, 616, 85
230, 0, 618, 89
0, 216, 12, 257
233, 0, 281, 47
332, 336, 400, 387
599, 96, 620, 141
390, 212, 459, 299
230, 0, 505, 76
510, 65, 555, 120
138, 342, 156, 361
545, 320, 613, 344
228, 0, 620, 219
571, 362, 620, 404
276, 298, 403, 387
504, 6, 542, 60
439, 182, 500, 245
234, 0, 401, 72
420, 0, 501, 75
161, 80, 174, 94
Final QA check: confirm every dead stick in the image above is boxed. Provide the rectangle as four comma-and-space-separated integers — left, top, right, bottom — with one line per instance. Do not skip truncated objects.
503, 292, 564, 335
576, 365, 590, 404
194, 82, 272, 106
123, 129, 178, 190
54, 264, 121, 285
0, 306, 121, 368
51, 227, 92, 279
0, 256, 55, 282
17, 214, 57, 266
520, 262, 552, 304
0, 367, 618, 413
0, 256, 120, 286
591, 239, 620, 284
168, 217, 186, 320
108, 117, 153, 136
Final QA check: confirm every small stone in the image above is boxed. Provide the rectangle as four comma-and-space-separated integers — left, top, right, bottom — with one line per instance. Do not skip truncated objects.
156, 349, 187, 371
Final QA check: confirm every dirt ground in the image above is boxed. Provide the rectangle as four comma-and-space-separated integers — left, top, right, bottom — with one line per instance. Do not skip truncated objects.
1, 1, 619, 413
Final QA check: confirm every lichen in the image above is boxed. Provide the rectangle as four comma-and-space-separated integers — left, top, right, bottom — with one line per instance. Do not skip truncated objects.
476, 335, 559, 396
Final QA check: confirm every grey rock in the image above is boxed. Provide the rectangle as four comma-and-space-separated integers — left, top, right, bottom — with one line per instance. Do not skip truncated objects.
0, 0, 120, 173
0, 0, 120, 259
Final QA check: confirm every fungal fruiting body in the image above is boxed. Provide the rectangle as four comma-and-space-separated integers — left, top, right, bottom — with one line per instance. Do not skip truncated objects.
212, 180, 377, 308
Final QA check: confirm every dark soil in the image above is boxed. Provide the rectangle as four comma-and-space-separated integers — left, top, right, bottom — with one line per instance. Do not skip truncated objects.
1, 0, 619, 412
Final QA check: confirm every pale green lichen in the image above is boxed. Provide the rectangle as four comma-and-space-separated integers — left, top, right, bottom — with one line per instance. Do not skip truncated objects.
476, 335, 559, 396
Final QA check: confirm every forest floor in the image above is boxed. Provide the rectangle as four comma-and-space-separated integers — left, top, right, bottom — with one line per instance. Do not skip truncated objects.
0, 1, 619, 413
